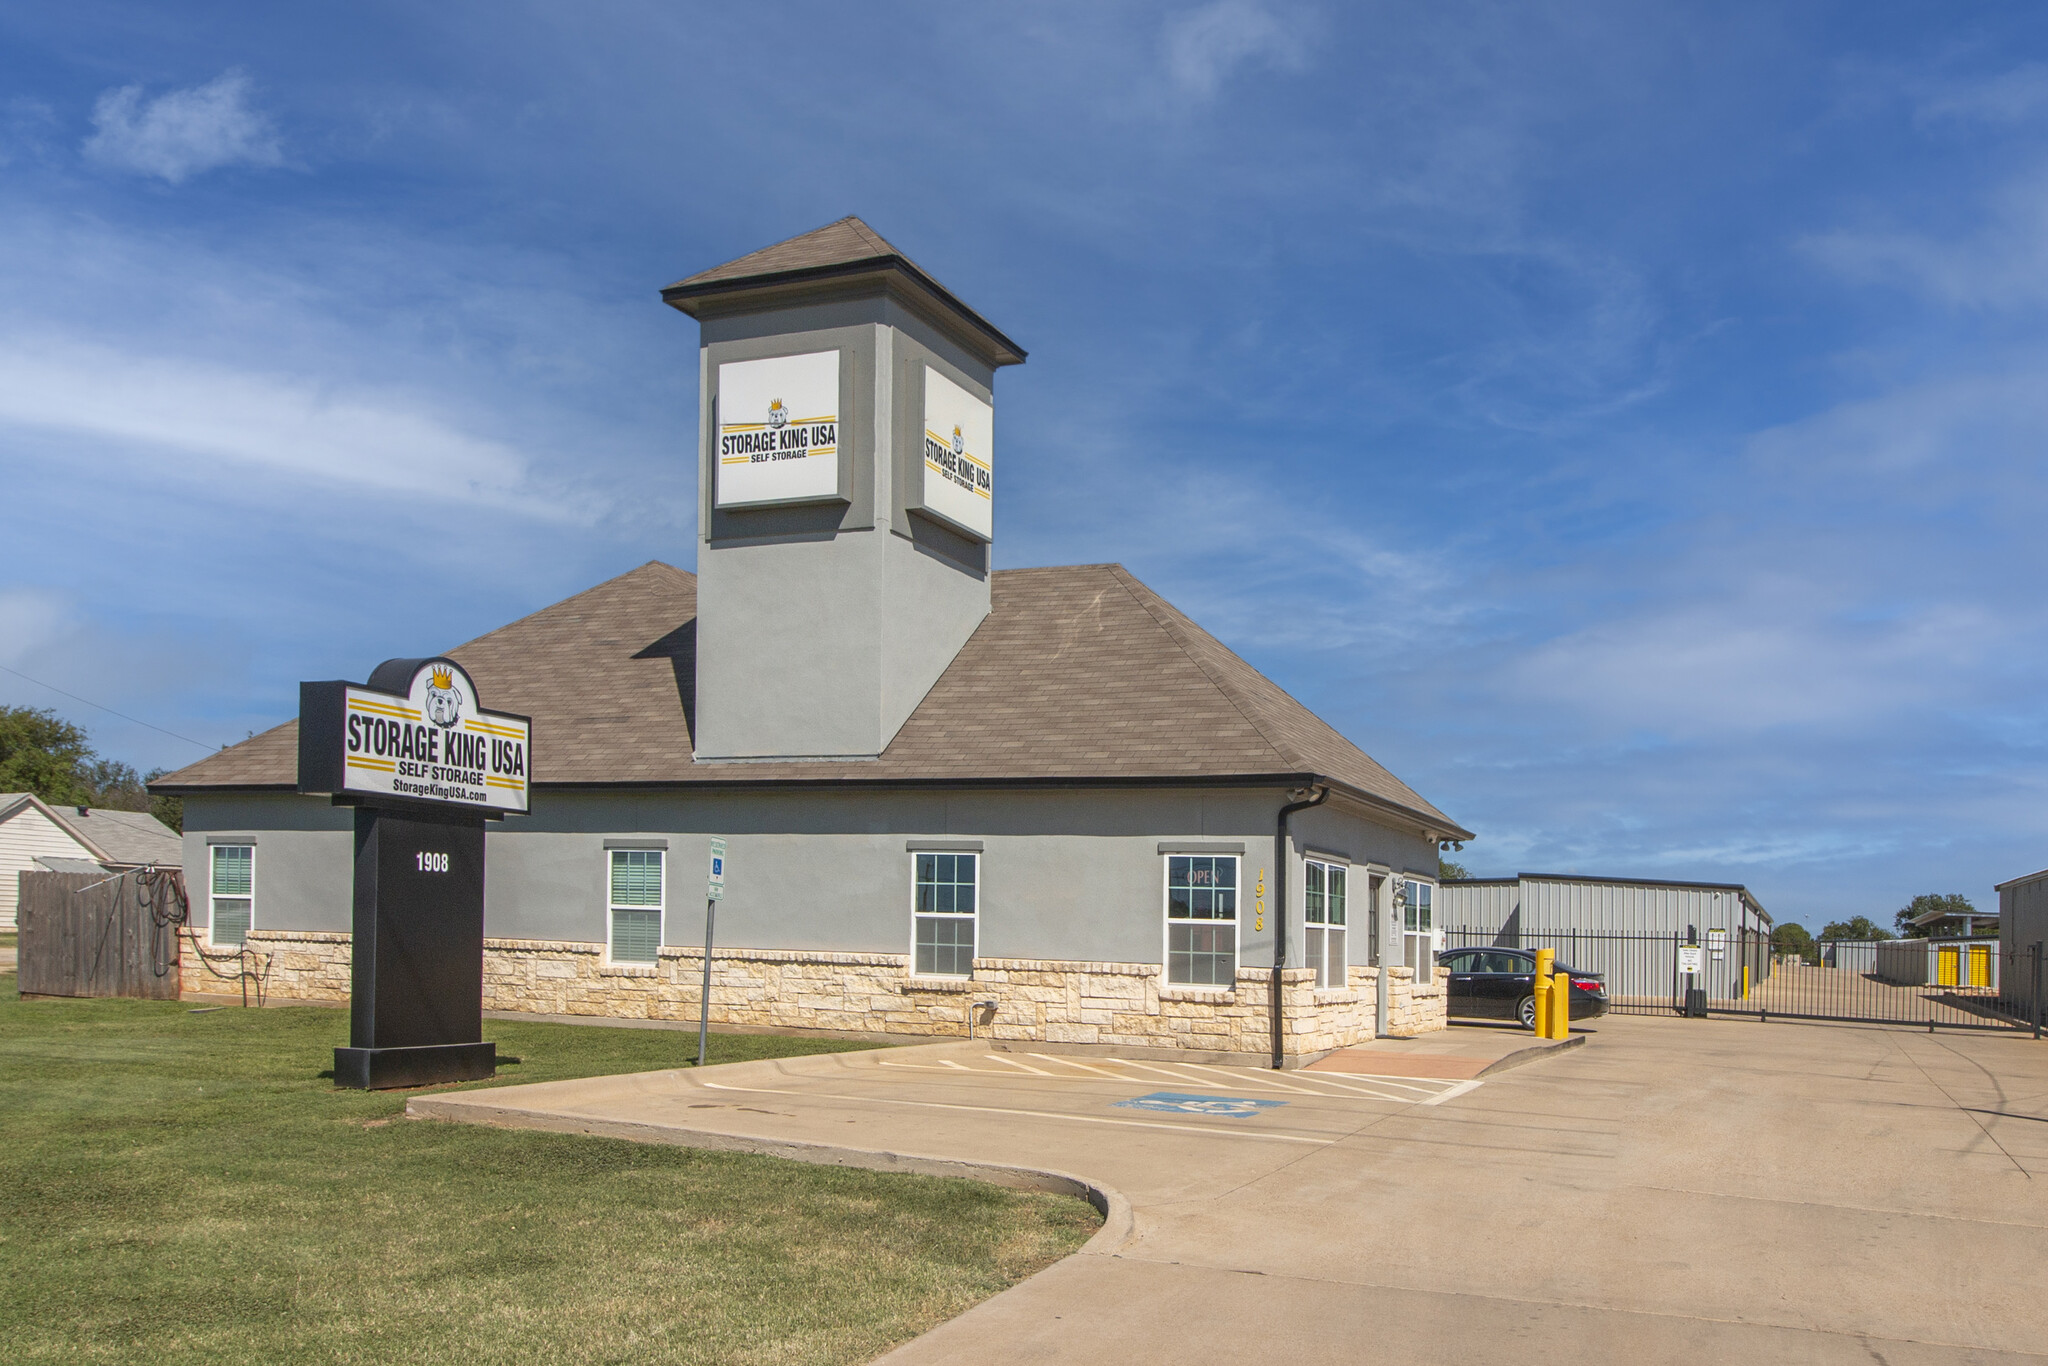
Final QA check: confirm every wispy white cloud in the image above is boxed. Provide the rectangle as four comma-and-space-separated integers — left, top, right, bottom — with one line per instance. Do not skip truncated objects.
1162, 1, 1309, 97
83, 69, 283, 183
0, 588, 69, 669
1803, 169, 2048, 310
0, 333, 594, 522
1915, 61, 2048, 125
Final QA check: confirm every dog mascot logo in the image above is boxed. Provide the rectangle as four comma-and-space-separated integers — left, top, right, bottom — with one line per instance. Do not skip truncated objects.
423, 666, 463, 729
951, 424, 965, 458
768, 398, 789, 429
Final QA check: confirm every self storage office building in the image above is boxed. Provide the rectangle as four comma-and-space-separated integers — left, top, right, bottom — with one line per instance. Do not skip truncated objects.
153, 218, 1472, 1064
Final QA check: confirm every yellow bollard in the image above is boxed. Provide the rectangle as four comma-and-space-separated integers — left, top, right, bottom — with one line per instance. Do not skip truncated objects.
1549, 970, 1570, 1038
1742, 965, 1751, 1001
1532, 948, 1555, 1036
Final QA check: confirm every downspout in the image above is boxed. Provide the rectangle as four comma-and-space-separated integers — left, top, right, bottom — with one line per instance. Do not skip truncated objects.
1271, 784, 1331, 1069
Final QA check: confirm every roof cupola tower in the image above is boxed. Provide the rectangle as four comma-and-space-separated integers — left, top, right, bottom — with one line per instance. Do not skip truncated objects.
664, 217, 1026, 761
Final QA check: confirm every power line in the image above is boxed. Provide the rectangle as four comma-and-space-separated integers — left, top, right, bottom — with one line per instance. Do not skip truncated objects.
0, 662, 216, 752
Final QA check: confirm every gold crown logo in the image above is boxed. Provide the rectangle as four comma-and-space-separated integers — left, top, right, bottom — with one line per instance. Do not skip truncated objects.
429, 666, 454, 691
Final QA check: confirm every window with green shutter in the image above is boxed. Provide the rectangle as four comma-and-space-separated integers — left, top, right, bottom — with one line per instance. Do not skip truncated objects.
211, 845, 253, 948
609, 849, 663, 964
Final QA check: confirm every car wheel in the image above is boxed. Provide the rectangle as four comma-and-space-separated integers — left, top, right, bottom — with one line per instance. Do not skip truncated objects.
1516, 995, 1537, 1030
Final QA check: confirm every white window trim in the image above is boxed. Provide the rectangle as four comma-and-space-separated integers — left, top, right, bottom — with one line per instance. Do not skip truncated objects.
606, 847, 666, 967
1401, 876, 1439, 985
1304, 856, 1350, 990
208, 843, 255, 949
910, 850, 978, 979
1162, 852, 1240, 991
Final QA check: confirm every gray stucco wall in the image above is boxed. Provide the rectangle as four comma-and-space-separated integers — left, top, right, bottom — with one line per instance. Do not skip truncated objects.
179, 785, 1436, 973
693, 294, 997, 761
181, 795, 354, 938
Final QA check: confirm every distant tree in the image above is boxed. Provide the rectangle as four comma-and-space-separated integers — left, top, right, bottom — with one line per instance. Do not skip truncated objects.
0, 704, 182, 831
1438, 857, 1471, 881
1818, 915, 1892, 942
1893, 893, 1979, 938
1772, 921, 1816, 963
0, 706, 94, 804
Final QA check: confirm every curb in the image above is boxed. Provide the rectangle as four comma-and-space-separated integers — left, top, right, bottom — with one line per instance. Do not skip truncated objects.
1476, 1032, 1588, 1076
406, 1091, 1135, 1258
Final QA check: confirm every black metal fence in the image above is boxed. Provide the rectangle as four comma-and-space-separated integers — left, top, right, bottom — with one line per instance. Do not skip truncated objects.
1444, 926, 2047, 1035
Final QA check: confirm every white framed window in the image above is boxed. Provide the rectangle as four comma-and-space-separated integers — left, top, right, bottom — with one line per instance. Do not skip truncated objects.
913, 852, 977, 977
1401, 878, 1435, 984
608, 848, 664, 964
1165, 854, 1237, 987
210, 844, 253, 948
1304, 859, 1348, 989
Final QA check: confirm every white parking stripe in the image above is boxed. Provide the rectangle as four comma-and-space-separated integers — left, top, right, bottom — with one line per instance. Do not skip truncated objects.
1421, 1079, 1484, 1107
1177, 1061, 1329, 1096
873, 1056, 1480, 1104
1116, 1059, 1237, 1089
1026, 1052, 1129, 1079
699, 1081, 1333, 1145
1302, 1072, 1449, 1096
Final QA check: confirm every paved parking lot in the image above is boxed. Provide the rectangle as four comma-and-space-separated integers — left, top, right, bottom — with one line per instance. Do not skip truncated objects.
416, 1016, 2048, 1364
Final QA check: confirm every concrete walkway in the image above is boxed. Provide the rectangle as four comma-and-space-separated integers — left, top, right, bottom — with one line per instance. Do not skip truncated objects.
414, 1016, 2048, 1364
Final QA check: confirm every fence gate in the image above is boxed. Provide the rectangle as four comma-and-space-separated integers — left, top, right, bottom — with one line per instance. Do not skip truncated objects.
16, 868, 188, 1000
1444, 926, 2045, 1035
1754, 939, 2041, 1034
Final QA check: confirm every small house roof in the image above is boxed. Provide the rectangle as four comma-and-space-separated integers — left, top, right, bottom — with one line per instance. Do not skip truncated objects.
0, 793, 180, 866
154, 561, 1468, 839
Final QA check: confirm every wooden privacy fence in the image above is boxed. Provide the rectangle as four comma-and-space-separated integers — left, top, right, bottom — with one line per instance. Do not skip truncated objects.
17, 867, 188, 1000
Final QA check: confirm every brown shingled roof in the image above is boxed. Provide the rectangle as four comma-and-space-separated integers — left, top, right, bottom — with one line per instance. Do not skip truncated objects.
661, 216, 1026, 368
667, 216, 907, 290
155, 560, 1467, 837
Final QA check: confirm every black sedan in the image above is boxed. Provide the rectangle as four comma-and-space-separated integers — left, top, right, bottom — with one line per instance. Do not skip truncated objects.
1438, 948, 1609, 1029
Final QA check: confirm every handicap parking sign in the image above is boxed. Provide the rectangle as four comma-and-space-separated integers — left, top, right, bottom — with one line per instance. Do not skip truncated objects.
1113, 1091, 1286, 1118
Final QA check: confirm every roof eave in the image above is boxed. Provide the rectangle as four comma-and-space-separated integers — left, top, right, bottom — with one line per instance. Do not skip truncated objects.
151, 770, 1469, 842
661, 257, 1027, 367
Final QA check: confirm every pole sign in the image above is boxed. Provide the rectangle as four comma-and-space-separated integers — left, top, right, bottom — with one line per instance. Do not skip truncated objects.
707, 837, 726, 901
297, 655, 530, 1090
1677, 944, 1704, 975
299, 657, 531, 814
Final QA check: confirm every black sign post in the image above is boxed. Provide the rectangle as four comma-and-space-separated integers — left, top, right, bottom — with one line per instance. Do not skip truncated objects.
299, 656, 532, 1090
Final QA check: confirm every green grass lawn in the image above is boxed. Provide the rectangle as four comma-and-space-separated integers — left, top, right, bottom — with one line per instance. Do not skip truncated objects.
0, 980, 1098, 1365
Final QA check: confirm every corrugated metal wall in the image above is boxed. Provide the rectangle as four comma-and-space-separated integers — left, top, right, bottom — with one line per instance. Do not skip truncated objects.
1438, 880, 1519, 940
1440, 875, 1772, 1003
2000, 871, 2048, 1023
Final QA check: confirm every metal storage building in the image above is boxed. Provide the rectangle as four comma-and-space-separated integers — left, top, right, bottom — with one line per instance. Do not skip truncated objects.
1438, 873, 1773, 1005
1997, 867, 2048, 1028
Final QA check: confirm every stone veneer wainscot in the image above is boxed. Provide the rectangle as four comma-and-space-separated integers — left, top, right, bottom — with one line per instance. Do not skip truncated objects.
178, 928, 1446, 1061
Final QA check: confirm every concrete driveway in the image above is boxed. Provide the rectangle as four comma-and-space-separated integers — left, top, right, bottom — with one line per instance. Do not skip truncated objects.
414, 1015, 2048, 1364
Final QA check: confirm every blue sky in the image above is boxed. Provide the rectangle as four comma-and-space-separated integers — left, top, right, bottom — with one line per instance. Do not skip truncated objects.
4, 2, 2046, 928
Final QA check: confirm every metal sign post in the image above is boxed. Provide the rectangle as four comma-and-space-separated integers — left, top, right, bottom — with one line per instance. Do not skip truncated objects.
1680, 927, 1707, 1017
696, 839, 726, 1067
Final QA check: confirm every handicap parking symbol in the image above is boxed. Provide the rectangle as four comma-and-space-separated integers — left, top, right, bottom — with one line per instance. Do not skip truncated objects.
1113, 1091, 1287, 1118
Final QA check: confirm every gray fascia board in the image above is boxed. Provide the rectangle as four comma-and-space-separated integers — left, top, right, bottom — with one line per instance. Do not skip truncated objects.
1158, 842, 1246, 855
150, 769, 1472, 841
906, 840, 983, 852
663, 261, 1027, 368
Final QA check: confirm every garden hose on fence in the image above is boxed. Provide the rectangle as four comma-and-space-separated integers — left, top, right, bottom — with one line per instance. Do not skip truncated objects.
145, 866, 270, 1006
